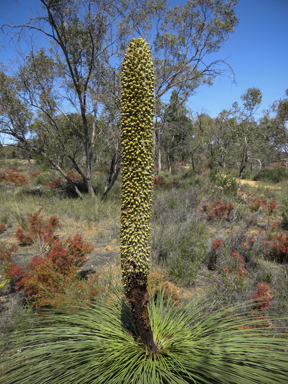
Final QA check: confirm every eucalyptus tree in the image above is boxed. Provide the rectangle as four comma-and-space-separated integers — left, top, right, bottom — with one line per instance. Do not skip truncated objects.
0, 0, 239, 197
270, 89, 288, 168
159, 90, 193, 171
228, 88, 263, 195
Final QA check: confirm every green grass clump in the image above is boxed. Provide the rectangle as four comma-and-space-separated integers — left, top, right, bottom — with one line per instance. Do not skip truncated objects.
0, 287, 287, 384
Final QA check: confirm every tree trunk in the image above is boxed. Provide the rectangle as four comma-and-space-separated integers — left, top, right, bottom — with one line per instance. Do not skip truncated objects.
236, 138, 249, 198
158, 146, 162, 173
191, 153, 195, 171
102, 151, 121, 199
157, 130, 162, 173
126, 278, 158, 353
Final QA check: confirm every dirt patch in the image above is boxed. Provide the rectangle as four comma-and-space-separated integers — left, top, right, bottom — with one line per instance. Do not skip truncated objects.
0, 159, 35, 165
239, 179, 281, 190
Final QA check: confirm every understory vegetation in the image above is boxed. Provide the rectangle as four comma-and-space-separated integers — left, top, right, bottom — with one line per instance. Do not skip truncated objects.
0, 158, 288, 382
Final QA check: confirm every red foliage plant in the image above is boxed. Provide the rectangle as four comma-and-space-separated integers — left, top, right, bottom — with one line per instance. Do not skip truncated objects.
212, 238, 224, 251
220, 251, 247, 288
0, 223, 6, 233
0, 244, 18, 266
0, 213, 96, 308
270, 232, 288, 262
154, 175, 179, 189
199, 199, 234, 220
45, 178, 61, 189
0, 167, 29, 186
249, 198, 278, 217
148, 268, 182, 306
15, 206, 61, 245
253, 282, 274, 311
30, 171, 41, 178
67, 170, 82, 181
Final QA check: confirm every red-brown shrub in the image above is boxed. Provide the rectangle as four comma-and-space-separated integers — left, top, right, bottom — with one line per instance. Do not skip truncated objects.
64, 233, 94, 262
45, 178, 61, 189
253, 282, 274, 311
15, 227, 34, 245
264, 231, 288, 262
30, 171, 41, 178
15, 206, 61, 246
1, 207, 98, 310
0, 244, 18, 264
6, 234, 95, 309
0, 223, 6, 233
67, 170, 82, 181
148, 268, 182, 306
212, 238, 224, 251
199, 199, 234, 220
5, 263, 29, 290
249, 198, 279, 225
154, 175, 167, 188
0, 167, 29, 186
153, 175, 179, 189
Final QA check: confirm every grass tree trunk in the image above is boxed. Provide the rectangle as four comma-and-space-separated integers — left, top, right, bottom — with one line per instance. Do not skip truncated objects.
120, 38, 158, 353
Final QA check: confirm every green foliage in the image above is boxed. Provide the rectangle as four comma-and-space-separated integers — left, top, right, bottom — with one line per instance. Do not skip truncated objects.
210, 172, 237, 192
253, 166, 287, 183
31, 171, 54, 186
0, 274, 10, 290
152, 188, 206, 287
1, 286, 288, 384
280, 195, 288, 228
31, 153, 51, 171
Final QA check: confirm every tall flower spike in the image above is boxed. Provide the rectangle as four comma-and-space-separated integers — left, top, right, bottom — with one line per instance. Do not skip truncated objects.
120, 38, 157, 352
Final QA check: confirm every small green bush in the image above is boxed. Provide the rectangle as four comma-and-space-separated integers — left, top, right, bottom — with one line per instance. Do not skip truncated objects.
32, 171, 55, 186
253, 166, 287, 183
280, 195, 288, 228
210, 171, 237, 193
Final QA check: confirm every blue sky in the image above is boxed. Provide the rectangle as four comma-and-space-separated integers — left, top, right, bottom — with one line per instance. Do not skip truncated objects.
186, 0, 288, 118
1, 0, 288, 120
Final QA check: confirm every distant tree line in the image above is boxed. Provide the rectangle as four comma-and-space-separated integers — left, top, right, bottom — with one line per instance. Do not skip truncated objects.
155, 87, 288, 191
3, 1, 287, 196
0, 0, 239, 197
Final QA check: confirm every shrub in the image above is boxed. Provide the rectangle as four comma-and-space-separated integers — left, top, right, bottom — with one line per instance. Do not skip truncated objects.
147, 268, 182, 306
1, 207, 97, 309
270, 232, 288, 262
15, 206, 61, 246
45, 177, 61, 189
67, 169, 82, 181
30, 171, 41, 178
0, 167, 29, 186
210, 172, 237, 192
5, 233, 95, 310
212, 250, 248, 305
0, 223, 6, 233
253, 282, 274, 311
253, 166, 287, 183
208, 238, 224, 270
280, 195, 288, 228
153, 175, 179, 189
0, 244, 18, 265
32, 171, 53, 185
199, 198, 234, 220
0, 274, 10, 290
212, 238, 224, 250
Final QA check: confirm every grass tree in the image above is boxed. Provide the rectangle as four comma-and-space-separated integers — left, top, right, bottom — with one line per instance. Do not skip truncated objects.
120, 37, 157, 352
